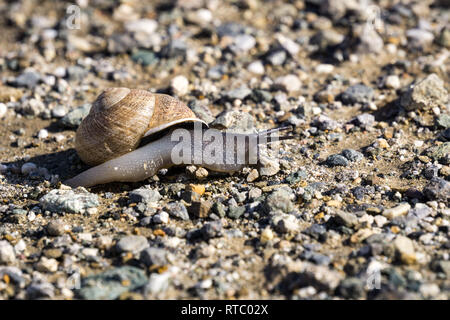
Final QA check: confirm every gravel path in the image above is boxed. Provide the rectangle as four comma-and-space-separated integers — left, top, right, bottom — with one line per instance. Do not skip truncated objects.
0, 0, 449, 300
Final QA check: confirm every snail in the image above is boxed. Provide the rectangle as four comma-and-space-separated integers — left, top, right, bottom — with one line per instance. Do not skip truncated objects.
64, 87, 293, 188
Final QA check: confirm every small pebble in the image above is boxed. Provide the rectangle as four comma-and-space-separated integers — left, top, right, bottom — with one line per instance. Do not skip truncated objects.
171, 75, 189, 96
21, 162, 37, 175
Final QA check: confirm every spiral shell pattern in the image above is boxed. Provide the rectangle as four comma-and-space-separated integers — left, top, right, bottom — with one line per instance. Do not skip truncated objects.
75, 87, 201, 166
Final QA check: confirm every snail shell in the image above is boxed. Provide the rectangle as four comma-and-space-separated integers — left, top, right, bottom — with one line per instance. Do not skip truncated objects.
75, 87, 205, 166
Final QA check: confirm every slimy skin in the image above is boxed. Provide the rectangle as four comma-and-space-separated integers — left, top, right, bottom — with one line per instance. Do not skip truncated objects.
65, 134, 174, 188
64, 127, 292, 188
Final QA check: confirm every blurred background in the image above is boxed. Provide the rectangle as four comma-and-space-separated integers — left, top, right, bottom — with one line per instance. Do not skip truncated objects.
0, 0, 448, 121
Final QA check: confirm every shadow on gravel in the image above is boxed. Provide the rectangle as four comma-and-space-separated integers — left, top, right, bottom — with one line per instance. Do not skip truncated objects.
3, 149, 78, 181
369, 99, 401, 123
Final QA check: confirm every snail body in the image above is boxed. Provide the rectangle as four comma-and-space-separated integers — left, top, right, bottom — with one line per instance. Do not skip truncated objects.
65, 88, 292, 188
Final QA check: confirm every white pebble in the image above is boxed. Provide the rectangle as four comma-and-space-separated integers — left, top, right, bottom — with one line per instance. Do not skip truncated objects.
432, 107, 440, 116
124, 19, 158, 35
315, 64, 334, 74
247, 60, 265, 75
14, 239, 26, 252
275, 74, 301, 92
195, 9, 212, 24
0, 241, 16, 264
36, 257, 58, 273
419, 283, 440, 298
0, 103, 7, 118
374, 215, 387, 227
171, 75, 189, 96
312, 107, 322, 115
28, 211, 36, 221
54, 134, 65, 143
53, 66, 66, 78
21, 162, 37, 175
38, 129, 49, 139
153, 211, 169, 224
386, 43, 397, 54
385, 75, 400, 89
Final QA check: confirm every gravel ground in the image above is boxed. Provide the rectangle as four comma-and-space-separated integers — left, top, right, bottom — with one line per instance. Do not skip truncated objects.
0, 0, 449, 300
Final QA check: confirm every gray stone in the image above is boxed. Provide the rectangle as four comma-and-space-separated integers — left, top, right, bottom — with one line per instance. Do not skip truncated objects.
231, 34, 256, 53
140, 247, 167, 267
201, 221, 223, 239
225, 86, 252, 101
116, 235, 149, 254
334, 210, 358, 228
426, 142, 450, 163
67, 66, 88, 82
107, 33, 136, 53
285, 170, 308, 184
408, 203, 432, 220
0, 266, 25, 286
46, 220, 66, 236
436, 114, 450, 129
211, 110, 254, 133
280, 265, 342, 293
212, 202, 226, 218
131, 50, 158, 66
207, 65, 226, 80
273, 215, 299, 234
354, 113, 375, 128
313, 115, 339, 131
21, 162, 37, 175
161, 39, 187, 59
406, 28, 434, 49
27, 282, 55, 299
188, 100, 215, 124
400, 74, 448, 111
341, 84, 374, 104
165, 202, 189, 220
311, 30, 345, 51
15, 71, 41, 88
442, 128, 450, 141
356, 24, 383, 54
326, 154, 349, 167
228, 205, 245, 219
337, 278, 365, 299
423, 177, 450, 202
341, 149, 364, 162
266, 50, 287, 66
60, 104, 91, 128
40, 189, 99, 214
264, 187, 295, 214
217, 22, 245, 37
303, 224, 327, 240
78, 266, 148, 300
129, 188, 161, 204
320, 0, 359, 22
